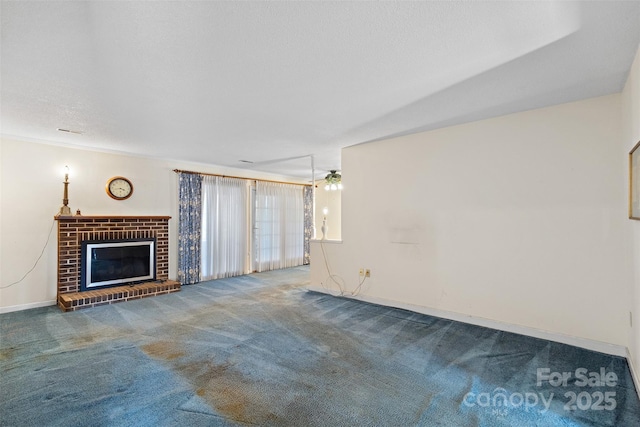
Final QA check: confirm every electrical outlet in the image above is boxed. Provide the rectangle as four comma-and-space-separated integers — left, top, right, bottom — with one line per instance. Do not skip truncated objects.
359, 268, 364, 276
365, 269, 370, 277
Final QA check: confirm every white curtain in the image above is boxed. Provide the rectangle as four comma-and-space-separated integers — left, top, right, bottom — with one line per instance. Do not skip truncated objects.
255, 181, 304, 272
201, 176, 249, 280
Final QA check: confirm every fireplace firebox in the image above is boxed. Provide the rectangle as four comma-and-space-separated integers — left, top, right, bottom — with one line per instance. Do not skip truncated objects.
81, 238, 155, 291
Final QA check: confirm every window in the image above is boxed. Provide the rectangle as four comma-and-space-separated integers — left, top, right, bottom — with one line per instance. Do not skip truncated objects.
254, 181, 304, 272
201, 176, 249, 280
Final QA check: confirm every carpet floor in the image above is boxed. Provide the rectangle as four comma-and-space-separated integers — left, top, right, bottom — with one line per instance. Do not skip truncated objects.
1, 266, 639, 426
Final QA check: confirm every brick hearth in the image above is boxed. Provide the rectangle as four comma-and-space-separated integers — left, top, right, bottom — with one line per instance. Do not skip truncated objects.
55, 215, 179, 311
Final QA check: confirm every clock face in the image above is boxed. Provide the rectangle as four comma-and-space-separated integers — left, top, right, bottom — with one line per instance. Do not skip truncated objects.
106, 177, 133, 200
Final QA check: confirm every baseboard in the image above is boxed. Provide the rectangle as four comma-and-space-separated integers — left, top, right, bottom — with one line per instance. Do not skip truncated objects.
307, 286, 628, 358
0, 299, 56, 314
626, 348, 640, 400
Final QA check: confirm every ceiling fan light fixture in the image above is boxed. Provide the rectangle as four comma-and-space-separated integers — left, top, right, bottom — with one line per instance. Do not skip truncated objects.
324, 170, 342, 191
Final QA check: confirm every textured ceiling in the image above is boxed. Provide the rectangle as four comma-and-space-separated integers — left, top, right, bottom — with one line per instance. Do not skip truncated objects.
2, 1, 639, 179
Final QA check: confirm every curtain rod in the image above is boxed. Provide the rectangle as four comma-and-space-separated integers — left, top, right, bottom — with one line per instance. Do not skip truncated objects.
172, 169, 310, 187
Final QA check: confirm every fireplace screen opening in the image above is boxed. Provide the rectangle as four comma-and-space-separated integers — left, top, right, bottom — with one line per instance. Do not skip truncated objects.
81, 238, 155, 291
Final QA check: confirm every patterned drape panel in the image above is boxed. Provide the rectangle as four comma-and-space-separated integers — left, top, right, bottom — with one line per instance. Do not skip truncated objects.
177, 172, 203, 284
303, 185, 313, 265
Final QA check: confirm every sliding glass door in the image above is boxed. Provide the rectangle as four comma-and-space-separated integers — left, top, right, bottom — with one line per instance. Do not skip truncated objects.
200, 176, 250, 280
200, 178, 305, 280
253, 181, 304, 272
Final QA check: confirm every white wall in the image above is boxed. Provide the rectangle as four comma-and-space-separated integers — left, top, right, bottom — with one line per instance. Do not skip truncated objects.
622, 46, 640, 383
312, 93, 631, 347
0, 138, 304, 311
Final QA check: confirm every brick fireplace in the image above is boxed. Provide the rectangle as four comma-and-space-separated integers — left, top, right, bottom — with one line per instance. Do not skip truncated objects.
55, 215, 180, 311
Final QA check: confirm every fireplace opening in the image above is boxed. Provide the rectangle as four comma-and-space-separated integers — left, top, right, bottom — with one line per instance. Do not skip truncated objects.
81, 238, 156, 291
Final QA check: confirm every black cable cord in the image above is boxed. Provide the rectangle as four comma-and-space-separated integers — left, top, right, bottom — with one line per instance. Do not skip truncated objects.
0, 219, 56, 289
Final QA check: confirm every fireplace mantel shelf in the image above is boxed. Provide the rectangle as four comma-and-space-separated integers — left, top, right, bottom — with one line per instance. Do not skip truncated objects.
55, 215, 171, 220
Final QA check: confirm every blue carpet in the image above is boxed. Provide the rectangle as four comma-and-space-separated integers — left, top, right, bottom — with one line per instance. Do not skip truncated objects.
1, 266, 639, 426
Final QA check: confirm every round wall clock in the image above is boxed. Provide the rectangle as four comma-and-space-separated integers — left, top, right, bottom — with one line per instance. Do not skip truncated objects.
106, 176, 134, 200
